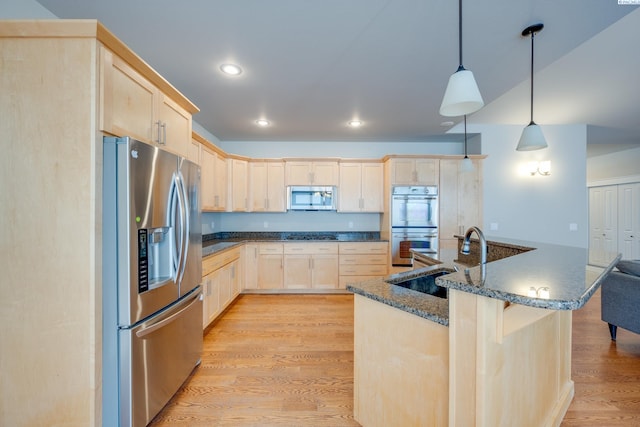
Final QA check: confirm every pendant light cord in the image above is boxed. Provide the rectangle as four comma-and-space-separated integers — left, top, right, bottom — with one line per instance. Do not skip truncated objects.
464, 114, 469, 158
458, 0, 463, 69
529, 30, 535, 124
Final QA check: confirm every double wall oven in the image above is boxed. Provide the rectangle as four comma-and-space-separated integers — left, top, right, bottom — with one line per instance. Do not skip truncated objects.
391, 185, 438, 266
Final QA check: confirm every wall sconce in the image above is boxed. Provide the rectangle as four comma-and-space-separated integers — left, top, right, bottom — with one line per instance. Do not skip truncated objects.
527, 160, 551, 176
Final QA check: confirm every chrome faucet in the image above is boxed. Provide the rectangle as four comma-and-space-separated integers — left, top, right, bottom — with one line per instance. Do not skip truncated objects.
461, 226, 487, 265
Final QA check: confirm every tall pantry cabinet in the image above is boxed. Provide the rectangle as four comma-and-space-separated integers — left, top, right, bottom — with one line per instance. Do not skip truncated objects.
0, 20, 198, 427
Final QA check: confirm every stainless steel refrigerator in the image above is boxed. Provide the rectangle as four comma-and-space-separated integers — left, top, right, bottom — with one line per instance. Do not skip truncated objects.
102, 136, 203, 427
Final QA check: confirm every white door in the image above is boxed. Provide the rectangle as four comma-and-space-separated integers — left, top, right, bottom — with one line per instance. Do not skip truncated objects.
618, 183, 640, 260
589, 185, 618, 266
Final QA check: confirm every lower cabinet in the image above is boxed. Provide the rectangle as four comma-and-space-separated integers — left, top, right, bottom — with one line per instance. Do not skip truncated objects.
241, 241, 389, 292
283, 243, 339, 289
202, 246, 242, 329
339, 242, 389, 289
257, 243, 284, 289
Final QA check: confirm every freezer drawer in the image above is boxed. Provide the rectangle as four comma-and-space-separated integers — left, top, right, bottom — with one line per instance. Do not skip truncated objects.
119, 289, 203, 427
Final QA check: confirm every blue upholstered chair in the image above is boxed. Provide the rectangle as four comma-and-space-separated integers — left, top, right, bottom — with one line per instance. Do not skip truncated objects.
601, 260, 640, 341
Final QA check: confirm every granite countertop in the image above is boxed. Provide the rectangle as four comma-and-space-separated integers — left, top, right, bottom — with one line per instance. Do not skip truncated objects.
202, 231, 386, 257
347, 236, 621, 326
436, 237, 621, 310
347, 265, 452, 326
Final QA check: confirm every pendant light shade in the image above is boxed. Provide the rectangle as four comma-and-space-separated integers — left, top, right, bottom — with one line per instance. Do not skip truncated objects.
440, 0, 484, 117
516, 23, 547, 151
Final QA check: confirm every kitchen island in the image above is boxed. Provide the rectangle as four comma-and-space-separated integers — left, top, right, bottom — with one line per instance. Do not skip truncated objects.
347, 237, 620, 427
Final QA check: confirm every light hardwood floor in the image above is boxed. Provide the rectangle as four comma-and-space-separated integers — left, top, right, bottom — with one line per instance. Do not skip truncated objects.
150, 290, 640, 426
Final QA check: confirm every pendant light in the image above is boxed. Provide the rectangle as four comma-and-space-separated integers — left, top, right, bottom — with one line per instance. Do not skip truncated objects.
516, 23, 547, 151
440, 0, 484, 117
460, 115, 474, 172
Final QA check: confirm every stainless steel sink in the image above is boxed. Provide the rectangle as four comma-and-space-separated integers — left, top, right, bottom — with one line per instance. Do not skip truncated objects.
388, 269, 454, 299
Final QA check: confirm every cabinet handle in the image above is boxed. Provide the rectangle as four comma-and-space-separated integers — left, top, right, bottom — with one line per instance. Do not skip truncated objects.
161, 122, 167, 145
155, 121, 161, 143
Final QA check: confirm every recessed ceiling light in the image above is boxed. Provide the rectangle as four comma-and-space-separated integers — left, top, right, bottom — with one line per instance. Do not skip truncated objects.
440, 121, 455, 127
255, 119, 270, 127
348, 120, 363, 128
220, 63, 242, 76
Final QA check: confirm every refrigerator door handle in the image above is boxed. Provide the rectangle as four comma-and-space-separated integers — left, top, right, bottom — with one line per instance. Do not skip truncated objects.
175, 172, 189, 285
135, 290, 200, 338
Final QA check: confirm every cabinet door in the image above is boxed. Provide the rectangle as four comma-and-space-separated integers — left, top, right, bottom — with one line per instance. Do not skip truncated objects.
229, 260, 241, 297
188, 138, 201, 165
202, 271, 220, 328
439, 159, 482, 249
312, 255, 339, 289
284, 255, 312, 289
391, 159, 416, 184
414, 159, 439, 185
157, 94, 191, 158
258, 254, 283, 289
361, 163, 383, 212
339, 163, 362, 212
286, 161, 312, 185
244, 244, 259, 289
312, 162, 339, 186
101, 48, 154, 143
267, 162, 286, 212
230, 159, 248, 212
218, 264, 231, 309
213, 153, 228, 210
249, 162, 268, 211
200, 145, 217, 211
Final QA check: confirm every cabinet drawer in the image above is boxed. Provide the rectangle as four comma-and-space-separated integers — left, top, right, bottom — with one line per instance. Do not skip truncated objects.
284, 242, 338, 254
202, 247, 241, 276
259, 243, 284, 254
339, 264, 388, 276
339, 254, 387, 265
339, 242, 388, 255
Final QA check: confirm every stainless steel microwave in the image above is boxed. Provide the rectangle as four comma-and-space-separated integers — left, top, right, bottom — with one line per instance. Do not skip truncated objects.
287, 186, 337, 211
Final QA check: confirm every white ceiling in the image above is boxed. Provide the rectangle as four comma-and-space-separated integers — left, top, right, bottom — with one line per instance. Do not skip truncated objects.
36, 0, 640, 155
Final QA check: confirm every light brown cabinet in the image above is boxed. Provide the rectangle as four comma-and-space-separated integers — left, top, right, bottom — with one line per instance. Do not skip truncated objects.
338, 242, 389, 288
188, 137, 201, 165
229, 158, 249, 212
283, 243, 339, 289
200, 144, 227, 211
202, 247, 242, 328
0, 21, 199, 426
249, 161, 286, 212
439, 158, 483, 249
339, 162, 383, 212
257, 243, 284, 289
388, 158, 439, 185
286, 160, 339, 186
101, 48, 193, 158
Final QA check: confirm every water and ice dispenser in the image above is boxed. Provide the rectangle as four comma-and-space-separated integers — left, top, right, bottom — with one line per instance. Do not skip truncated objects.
138, 227, 175, 293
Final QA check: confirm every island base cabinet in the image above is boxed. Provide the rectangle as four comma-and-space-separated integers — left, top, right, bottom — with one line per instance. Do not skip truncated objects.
353, 295, 449, 427
449, 290, 574, 427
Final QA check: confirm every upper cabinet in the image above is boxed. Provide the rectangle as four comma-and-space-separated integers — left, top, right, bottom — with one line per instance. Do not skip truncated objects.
439, 158, 483, 249
228, 158, 249, 212
285, 160, 339, 186
200, 143, 227, 211
388, 158, 439, 186
188, 137, 201, 165
249, 161, 286, 212
338, 162, 383, 212
100, 48, 195, 158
